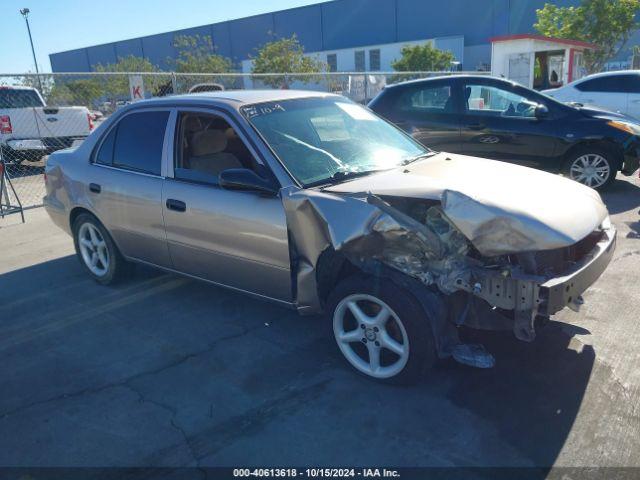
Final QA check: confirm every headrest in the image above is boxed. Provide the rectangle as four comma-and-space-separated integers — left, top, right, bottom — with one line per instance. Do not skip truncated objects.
184, 116, 202, 134
464, 86, 472, 101
224, 127, 237, 140
191, 129, 227, 156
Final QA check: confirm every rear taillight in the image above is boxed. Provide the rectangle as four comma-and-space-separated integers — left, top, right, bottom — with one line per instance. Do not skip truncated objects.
0, 115, 12, 134
87, 112, 94, 131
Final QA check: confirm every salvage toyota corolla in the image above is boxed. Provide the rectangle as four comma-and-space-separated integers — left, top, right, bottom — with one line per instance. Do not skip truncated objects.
44, 90, 616, 384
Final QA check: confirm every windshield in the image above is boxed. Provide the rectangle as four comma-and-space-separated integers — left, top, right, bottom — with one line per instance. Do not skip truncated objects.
0, 89, 44, 109
242, 97, 428, 186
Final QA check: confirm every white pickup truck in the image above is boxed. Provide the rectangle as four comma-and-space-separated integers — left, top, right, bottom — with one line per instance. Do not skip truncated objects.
0, 85, 93, 164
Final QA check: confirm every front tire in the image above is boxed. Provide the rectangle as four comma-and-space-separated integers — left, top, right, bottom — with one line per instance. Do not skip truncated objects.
564, 147, 618, 190
327, 274, 437, 385
72, 213, 130, 285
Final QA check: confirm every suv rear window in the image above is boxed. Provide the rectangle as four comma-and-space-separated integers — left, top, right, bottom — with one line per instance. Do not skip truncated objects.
0, 89, 44, 108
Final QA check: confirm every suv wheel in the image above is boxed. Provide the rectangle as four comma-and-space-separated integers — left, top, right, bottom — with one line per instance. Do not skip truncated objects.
564, 147, 618, 190
72, 213, 129, 285
327, 275, 437, 385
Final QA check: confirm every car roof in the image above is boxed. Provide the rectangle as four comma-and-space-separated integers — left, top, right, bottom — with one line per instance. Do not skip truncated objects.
574, 70, 640, 82
383, 74, 506, 89
130, 89, 340, 109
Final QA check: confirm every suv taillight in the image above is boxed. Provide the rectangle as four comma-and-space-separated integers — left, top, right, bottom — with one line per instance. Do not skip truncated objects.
87, 113, 94, 131
0, 115, 12, 134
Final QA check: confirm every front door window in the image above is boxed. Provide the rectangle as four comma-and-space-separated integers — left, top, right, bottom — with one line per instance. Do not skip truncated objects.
465, 84, 538, 119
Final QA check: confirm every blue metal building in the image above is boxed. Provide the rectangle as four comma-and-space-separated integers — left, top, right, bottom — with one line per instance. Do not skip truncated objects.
49, 0, 634, 73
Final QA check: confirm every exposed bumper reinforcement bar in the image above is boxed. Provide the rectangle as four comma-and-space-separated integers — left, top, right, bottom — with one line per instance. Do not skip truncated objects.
472, 225, 616, 316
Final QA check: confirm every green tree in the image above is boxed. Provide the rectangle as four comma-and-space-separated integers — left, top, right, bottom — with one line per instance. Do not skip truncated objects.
19, 73, 51, 97
94, 55, 160, 103
48, 79, 103, 107
251, 34, 326, 88
534, 0, 640, 73
391, 43, 456, 72
171, 35, 233, 73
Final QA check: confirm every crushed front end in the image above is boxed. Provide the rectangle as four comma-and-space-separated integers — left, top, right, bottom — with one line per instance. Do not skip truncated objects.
282, 185, 616, 350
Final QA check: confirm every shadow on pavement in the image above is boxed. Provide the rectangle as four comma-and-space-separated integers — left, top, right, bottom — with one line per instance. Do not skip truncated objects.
601, 177, 640, 214
443, 323, 593, 468
0, 255, 593, 470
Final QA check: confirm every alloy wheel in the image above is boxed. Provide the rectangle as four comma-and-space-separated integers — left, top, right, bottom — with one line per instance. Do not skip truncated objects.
333, 294, 410, 379
569, 154, 611, 188
78, 223, 110, 277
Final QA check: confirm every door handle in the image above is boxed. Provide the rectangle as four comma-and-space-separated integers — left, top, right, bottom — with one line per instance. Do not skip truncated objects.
166, 199, 186, 212
466, 123, 485, 130
632, 99, 640, 104
89, 183, 101, 194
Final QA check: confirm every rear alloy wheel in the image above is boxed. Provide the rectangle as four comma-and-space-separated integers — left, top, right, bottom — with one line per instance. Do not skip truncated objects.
72, 213, 130, 285
78, 222, 110, 277
565, 148, 617, 189
328, 275, 437, 384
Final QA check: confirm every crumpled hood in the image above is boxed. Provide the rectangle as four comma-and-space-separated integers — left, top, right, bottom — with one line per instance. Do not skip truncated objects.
324, 153, 609, 256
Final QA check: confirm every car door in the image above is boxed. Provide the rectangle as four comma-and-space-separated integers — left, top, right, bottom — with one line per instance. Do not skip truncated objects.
459, 79, 560, 168
161, 109, 292, 303
372, 79, 462, 152
574, 74, 630, 114
89, 108, 172, 267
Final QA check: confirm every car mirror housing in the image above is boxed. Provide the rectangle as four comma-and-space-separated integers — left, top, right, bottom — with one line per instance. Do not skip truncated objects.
535, 104, 550, 119
219, 168, 279, 195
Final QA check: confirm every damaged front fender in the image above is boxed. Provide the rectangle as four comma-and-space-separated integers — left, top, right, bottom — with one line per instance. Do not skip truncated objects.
282, 186, 474, 313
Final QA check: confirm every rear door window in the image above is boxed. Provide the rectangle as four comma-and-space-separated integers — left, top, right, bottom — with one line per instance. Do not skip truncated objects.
397, 84, 454, 114
112, 111, 169, 175
626, 75, 640, 94
575, 75, 631, 93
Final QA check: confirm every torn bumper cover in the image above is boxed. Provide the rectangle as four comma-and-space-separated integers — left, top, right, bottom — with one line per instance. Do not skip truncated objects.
282, 185, 615, 345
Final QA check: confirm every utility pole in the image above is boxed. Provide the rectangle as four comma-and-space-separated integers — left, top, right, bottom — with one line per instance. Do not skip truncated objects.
20, 8, 43, 92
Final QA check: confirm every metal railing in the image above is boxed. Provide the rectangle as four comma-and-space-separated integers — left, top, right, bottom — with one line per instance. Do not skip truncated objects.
0, 70, 488, 211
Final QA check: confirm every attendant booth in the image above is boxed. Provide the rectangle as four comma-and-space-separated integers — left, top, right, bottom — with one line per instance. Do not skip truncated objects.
490, 35, 596, 90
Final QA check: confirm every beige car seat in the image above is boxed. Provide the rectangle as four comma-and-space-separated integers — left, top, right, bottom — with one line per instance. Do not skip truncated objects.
189, 129, 243, 176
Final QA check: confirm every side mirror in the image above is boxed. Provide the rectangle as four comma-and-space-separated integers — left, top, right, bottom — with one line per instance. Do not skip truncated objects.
535, 104, 549, 119
219, 168, 278, 195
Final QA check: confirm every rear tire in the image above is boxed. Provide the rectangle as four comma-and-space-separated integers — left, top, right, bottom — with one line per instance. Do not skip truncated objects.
72, 213, 130, 285
563, 146, 618, 190
327, 274, 437, 385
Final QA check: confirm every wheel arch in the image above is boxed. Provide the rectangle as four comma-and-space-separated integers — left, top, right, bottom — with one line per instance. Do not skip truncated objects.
315, 248, 362, 309
69, 206, 99, 231
69, 206, 124, 255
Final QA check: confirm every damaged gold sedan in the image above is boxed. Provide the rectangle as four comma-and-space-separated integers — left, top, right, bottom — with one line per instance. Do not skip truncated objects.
44, 91, 616, 384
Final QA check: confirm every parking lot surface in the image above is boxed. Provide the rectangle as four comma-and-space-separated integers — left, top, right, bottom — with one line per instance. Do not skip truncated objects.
0, 176, 639, 469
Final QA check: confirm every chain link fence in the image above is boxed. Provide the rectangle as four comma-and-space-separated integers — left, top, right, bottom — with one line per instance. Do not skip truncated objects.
0, 70, 487, 212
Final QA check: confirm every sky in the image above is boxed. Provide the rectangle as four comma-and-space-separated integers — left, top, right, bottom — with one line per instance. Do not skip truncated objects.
2, 0, 326, 73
